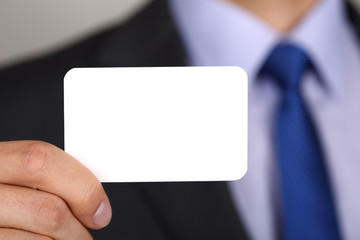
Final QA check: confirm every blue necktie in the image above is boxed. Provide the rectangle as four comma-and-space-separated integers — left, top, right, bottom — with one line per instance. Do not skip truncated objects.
260, 43, 341, 240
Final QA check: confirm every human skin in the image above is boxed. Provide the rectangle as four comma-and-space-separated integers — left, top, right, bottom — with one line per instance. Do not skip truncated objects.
0, 141, 112, 239
228, 0, 318, 32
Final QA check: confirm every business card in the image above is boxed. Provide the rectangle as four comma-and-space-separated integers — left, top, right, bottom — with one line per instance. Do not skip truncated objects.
64, 67, 247, 182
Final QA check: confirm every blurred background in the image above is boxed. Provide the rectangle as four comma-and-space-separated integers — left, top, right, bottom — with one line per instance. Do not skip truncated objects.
0, 0, 150, 69
1, 0, 360, 70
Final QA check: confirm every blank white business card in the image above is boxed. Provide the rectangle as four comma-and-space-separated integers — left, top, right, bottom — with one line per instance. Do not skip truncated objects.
64, 67, 247, 182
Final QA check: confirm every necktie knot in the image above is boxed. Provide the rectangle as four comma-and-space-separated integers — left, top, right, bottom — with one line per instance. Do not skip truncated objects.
261, 43, 310, 91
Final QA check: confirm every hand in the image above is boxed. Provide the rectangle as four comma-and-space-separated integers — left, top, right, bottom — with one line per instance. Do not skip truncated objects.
0, 141, 112, 240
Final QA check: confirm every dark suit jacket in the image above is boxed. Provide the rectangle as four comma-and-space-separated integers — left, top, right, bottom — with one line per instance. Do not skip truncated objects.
1, 0, 360, 239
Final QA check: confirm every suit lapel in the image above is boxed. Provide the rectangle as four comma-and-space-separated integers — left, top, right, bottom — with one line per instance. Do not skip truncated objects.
347, 1, 360, 42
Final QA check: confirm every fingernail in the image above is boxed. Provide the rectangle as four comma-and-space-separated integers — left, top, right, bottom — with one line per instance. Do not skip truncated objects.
93, 200, 112, 228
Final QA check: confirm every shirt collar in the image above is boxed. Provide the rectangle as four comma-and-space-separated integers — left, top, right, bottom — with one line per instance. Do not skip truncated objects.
289, 0, 347, 96
170, 0, 348, 96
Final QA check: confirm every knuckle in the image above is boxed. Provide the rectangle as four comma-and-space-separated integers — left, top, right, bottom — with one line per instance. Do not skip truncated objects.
36, 195, 69, 234
20, 141, 53, 181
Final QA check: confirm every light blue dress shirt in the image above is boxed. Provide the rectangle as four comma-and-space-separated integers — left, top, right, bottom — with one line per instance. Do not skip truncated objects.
170, 0, 360, 239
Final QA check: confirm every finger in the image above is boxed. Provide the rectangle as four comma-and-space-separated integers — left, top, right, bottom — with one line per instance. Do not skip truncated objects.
0, 183, 93, 240
0, 141, 112, 229
0, 228, 53, 240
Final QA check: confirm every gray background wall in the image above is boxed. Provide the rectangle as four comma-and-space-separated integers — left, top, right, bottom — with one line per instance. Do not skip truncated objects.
0, 0, 150, 69
0, 0, 359, 69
